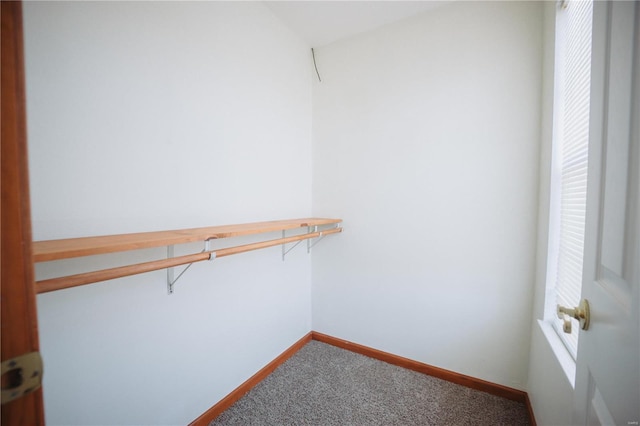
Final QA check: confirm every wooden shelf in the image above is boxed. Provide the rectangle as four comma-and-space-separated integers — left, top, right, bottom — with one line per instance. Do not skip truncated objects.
33, 218, 342, 294
33, 218, 341, 262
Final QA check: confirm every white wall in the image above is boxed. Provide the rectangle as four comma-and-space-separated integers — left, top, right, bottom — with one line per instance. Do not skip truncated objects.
23, 2, 312, 424
23, 1, 568, 424
312, 1, 542, 390
526, 3, 575, 424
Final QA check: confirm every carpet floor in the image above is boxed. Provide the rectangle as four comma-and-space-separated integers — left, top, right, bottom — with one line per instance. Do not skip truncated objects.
211, 340, 530, 426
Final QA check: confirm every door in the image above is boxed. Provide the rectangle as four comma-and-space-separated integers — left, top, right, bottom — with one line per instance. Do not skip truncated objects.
573, 1, 639, 425
1, 1, 45, 424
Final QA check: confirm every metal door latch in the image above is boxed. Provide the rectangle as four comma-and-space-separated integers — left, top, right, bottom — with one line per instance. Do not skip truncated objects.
557, 299, 591, 333
1, 352, 43, 405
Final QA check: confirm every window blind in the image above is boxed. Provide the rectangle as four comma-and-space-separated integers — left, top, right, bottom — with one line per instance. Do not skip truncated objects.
552, 0, 593, 358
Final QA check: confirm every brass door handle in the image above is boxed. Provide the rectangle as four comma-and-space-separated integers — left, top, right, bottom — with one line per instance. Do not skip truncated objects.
556, 299, 590, 333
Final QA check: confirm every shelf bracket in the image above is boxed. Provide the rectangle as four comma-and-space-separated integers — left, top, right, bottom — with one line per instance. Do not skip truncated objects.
281, 230, 303, 261
282, 224, 340, 261
307, 226, 322, 253
167, 239, 216, 294
308, 230, 327, 250
310, 224, 342, 251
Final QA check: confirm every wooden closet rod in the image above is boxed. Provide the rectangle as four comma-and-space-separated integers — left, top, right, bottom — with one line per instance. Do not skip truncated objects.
36, 227, 342, 294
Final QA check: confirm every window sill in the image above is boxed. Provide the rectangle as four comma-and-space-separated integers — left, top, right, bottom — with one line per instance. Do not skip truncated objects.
538, 319, 576, 388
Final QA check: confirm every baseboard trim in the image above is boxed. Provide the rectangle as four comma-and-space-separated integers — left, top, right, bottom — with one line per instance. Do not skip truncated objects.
189, 332, 312, 426
311, 331, 528, 403
192, 330, 537, 426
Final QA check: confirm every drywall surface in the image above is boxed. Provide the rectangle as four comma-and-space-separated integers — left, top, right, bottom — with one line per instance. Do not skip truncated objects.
528, 325, 574, 425
312, 1, 542, 390
23, 2, 312, 424
526, 3, 575, 424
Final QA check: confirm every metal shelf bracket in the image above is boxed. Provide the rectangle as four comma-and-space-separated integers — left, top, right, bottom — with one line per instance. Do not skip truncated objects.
167, 239, 215, 294
282, 225, 339, 261
308, 225, 331, 253
281, 230, 303, 261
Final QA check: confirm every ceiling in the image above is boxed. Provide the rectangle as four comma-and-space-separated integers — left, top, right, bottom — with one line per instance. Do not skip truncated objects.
265, 1, 450, 47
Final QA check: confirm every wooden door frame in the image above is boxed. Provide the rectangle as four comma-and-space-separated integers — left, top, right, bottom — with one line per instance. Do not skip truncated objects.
1, 1, 45, 423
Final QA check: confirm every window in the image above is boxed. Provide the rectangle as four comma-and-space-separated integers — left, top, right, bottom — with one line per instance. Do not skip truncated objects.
546, 0, 593, 360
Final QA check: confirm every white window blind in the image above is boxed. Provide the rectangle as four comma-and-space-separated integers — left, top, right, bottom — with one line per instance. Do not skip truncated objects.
550, 0, 593, 359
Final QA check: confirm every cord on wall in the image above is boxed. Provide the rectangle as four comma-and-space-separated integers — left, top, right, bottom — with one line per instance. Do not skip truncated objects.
312, 48, 322, 82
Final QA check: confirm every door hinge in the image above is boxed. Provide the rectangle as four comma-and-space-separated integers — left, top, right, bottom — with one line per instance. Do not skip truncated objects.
1, 351, 43, 405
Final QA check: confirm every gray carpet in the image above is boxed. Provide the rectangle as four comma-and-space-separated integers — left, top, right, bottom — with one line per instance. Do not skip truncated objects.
211, 341, 530, 426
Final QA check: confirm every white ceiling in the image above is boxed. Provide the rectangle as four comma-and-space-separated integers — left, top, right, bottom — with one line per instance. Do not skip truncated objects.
265, 1, 450, 47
